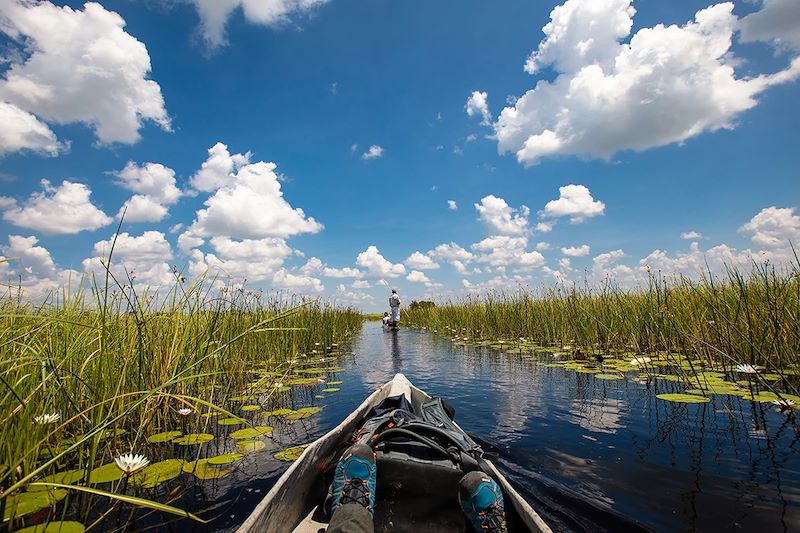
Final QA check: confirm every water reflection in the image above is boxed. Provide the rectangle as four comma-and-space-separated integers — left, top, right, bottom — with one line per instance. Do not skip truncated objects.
208, 323, 800, 532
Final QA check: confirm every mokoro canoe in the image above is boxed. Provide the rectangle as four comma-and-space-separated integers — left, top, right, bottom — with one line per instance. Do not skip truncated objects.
238, 373, 551, 533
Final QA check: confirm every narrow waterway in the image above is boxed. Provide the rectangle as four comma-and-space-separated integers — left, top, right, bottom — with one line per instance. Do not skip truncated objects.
217, 322, 799, 532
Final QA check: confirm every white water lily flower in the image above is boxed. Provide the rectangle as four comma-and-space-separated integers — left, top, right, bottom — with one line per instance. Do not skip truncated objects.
274, 382, 284, 388
735, 364, 759, 374
177, 408, 193, 416
772, 399, 796, 409
34, 413, 61, 425
630, 357, 651, 366
314, 342, 321, 346
114, 453, 150, 474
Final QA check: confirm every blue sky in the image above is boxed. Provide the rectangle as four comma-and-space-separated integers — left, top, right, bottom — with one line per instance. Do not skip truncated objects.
0, 0, 799, 311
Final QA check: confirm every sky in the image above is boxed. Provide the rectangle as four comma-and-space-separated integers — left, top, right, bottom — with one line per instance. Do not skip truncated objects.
0, 0, 799, 312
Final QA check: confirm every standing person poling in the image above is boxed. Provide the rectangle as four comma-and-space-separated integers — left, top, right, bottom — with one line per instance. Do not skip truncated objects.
389, 289, 401, 327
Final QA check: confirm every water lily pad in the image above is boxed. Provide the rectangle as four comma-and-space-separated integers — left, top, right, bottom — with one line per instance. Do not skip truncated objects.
236, 439, 267, 453
286, 407, 323, 420
88, 462, 124, 484
147, 431, 183, 443
574, 368, 600, 374
207, 452, 243, 465
273, 444, 309, 462
30, 469, 85, 491
321, 387, 340, 393
16, 521, 85, 533
286, 377, 321, 386
327, 381, 343, 385
656, 393, 711, 404
4, 490, 68, 519
130, 459, 184, 488
240, 405, 260, 412
270, 408, 293, 416
182, 459, 229, 480
594, 374, 623, 380
218, 417, 246, 426
173, 433, 214, 445
229, 426, 273, 439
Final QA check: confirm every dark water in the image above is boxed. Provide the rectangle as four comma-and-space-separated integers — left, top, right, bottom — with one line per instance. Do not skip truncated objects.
208, 323, 800, 532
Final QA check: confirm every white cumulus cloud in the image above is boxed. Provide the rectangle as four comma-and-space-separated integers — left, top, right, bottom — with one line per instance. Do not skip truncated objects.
406, 270, 431, 284
448, 200, 458, 210
0, 1, 169, 148
542, 184, 604, 223
465, 90, 491, 125
188, 236, 294, 282
739, 0, 800, 50
0, 102, 62, 156
0, 235, 80, 297
681, 231, 704, 240
355, 245, 406, 278
561, 244, 590, 257
740, 206, 800, 248
472, 236, 545, 269
83, 231, 175, 287
494, 0, 800, 165
404, 251, 440, 270
475, 195, 530, 236
191, 0, 330, 48
361, 145, 384, 160
2, 180, 112, 234
184, 145, 323, 240
272, 268, 323, 293
115, 161, 181, 222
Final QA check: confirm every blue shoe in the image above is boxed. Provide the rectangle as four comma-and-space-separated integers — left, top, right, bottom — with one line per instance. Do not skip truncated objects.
330, 444, 377, 517
459, 471, 507, 532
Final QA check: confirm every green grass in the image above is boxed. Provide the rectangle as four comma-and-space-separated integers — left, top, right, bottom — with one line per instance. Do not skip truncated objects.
0, 273, 362, 530
405, 261, 800, 393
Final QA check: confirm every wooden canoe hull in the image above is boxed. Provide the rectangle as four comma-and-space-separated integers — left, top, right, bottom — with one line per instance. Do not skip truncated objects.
237, 373, 551, 533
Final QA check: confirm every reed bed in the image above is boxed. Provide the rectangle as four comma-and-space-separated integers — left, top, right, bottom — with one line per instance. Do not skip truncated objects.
405, 262, 800, 389
0, 276, 362, 530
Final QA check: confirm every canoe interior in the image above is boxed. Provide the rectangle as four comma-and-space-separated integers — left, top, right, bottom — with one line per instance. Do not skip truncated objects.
238, 374, 550, 533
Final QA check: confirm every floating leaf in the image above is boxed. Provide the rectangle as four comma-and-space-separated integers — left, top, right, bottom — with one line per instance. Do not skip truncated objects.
656, 394, 711, 404
182, 459, 229, 480
326, 381, 343, 385
273, 444, 309, 462
30, 470, 85, 491
3, 490, 68, 519
88, 463, 124, 484
147, 431, 183, 443
240, 405, 260, 412
270, 408, 293, 416
16, 521, 85, 533
173, 433, 214, 445
207, 452, 243, 465
286, 407, 323, 420
218, 417, 246, 426
131, 459, 184, 489
594, 374, 623, 380
236, 439, 266, 453
321, 387, 340, 393
229, 426, 273, 439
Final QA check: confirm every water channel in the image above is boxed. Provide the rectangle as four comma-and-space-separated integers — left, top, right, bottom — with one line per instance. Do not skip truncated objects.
208, 322, 799, 532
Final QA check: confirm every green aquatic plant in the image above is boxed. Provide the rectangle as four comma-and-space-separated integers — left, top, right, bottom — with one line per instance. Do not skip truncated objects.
16, 520, 85, 533
172, 433, 215, 445
656, 394, 711, 403
235, 439, 266, 453
229, 426, 273, 439
130, 459, 184, 489
147, 430, 183, 443
273, 444, 309, 462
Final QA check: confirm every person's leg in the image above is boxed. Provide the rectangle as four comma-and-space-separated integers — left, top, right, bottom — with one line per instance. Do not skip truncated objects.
327, 503, 374, 533
459, 471, 508, 532
327, 444, 377, 533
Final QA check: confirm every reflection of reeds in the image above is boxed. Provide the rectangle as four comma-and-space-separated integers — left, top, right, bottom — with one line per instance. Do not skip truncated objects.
0, 268, 361, 528
406, 260, 800, 395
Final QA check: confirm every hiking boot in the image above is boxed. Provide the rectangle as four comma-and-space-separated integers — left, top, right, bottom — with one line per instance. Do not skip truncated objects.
459, 471, 507, 532
330, 444, 377, 517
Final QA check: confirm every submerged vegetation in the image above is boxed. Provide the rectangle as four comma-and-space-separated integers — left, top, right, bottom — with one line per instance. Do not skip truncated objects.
405, 261, 800, 400
0, 276, 362, 531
